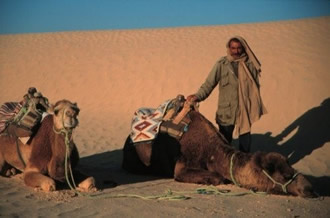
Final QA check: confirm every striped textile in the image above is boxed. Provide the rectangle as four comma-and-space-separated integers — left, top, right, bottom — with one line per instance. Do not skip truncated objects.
0, 102, 22, 133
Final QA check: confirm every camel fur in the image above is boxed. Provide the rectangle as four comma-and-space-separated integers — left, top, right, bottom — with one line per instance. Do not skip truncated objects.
0, 99, 96, 192
123, 110, 316, 198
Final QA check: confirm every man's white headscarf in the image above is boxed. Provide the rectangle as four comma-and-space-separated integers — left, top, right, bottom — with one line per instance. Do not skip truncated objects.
227, 36, 267, 136
226, 35, 262, 74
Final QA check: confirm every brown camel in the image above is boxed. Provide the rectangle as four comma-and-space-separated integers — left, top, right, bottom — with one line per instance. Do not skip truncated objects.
123, 110, 316, 198
0, 100, 96, 192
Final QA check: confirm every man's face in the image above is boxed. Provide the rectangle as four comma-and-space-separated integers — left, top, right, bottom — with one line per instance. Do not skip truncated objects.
229, 41, 243, 59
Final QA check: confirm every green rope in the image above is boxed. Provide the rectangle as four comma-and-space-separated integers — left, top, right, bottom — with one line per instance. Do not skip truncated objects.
91, 186, 266, 200
262, 170, 299, 193
100, 190, 190, 201
12, 105, 28, 124
62, 129, 79, 192
189, 186, 266, 196
230, 153, 241, 187
53, 122, 83, 196
14, 131, 26, 168
4, 127, 27, 168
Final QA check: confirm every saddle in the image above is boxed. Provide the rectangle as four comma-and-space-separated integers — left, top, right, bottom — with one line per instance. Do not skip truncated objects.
160, 94, 198, 140
13, 95, 48, 134
0, 87, 50, 137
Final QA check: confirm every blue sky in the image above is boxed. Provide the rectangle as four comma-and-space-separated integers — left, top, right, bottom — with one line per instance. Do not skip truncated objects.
0, 0, 329, 34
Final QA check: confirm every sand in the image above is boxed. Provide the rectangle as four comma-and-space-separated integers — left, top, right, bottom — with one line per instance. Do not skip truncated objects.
0, 16, 329, 217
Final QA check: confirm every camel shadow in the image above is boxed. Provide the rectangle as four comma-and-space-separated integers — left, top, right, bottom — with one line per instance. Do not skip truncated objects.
78, 149, 164, 190
241, 97, 330, 196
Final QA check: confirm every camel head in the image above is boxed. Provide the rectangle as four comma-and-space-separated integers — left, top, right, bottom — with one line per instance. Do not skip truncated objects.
50, 100, 80, 131
259, 152, 316, 198
286, 173, 316, 198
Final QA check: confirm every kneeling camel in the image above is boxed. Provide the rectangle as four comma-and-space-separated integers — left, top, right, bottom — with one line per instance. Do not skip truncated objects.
123, 110, 316, 198
0, 100, 96, 192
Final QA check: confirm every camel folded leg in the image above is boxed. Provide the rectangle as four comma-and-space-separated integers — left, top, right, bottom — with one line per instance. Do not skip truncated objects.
122, 137, 152, 174
24, 170, 56, 192
72, 170, 97, 192
135, 142, 152, 166
0, 162, 17, 177
174, 159, 224, 185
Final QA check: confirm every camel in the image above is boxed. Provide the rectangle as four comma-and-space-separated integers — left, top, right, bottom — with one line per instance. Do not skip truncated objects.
0, 99, 96, 192
122, 108, 316, 198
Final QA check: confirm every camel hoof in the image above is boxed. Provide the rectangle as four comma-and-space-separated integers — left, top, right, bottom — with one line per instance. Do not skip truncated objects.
5, 168, 17, 177
41, 180, 56, 192
205, 177, 222, 186
78, 177, 97, 192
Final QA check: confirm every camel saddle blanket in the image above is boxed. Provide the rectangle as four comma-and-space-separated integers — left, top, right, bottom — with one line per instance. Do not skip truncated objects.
130, 95, 192, 143
0, 102, 22, 134
130, 99, 172, 143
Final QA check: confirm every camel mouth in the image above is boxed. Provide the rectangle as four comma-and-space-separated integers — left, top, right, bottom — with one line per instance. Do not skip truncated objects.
64, 124, 78, 129
63, 121, 79, 129
287, 174, 317, 198
302, 187, 318, 198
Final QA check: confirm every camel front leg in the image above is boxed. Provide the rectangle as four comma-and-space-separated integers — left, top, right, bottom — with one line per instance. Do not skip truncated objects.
0, 153, 12, 176
174, 158, 224, 185
72, 170, 97, 192
23, 168, 56, 192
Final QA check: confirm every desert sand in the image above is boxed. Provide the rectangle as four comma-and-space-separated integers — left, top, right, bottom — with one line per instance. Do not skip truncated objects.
0, 16, 329, 217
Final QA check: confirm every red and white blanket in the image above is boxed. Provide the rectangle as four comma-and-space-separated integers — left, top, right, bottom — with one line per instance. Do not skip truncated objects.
130, 100, 171, 143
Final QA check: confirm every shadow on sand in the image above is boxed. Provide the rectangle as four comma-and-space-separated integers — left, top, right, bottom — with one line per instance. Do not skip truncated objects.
251, 97, 330, 165
79, 149, 165, 190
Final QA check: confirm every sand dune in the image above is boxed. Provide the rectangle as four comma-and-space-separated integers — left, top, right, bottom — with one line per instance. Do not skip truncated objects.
0, 16, 329, 217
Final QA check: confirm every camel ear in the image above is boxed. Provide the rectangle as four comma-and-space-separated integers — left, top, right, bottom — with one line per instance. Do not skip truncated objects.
256, 152, 276, 175
72, 103, 80, 114
261, 152, 286, 175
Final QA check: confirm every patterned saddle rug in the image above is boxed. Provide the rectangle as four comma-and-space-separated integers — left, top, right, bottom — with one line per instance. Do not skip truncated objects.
130, 99, 172, 143
130, 95, 195, 144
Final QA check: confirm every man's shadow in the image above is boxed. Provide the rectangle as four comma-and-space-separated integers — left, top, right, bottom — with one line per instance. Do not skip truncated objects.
245, 97, 330, 196
252, 97, 330, 164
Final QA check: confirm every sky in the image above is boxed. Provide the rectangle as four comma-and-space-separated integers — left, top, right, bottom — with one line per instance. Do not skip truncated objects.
0, 0, 329, 34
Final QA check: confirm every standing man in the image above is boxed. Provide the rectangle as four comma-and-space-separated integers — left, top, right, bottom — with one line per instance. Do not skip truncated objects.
187, 36, 267, 152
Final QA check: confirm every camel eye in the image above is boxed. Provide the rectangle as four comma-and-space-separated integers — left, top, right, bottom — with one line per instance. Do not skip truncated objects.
66, 111, 72, 117
284, 174, 292, 180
